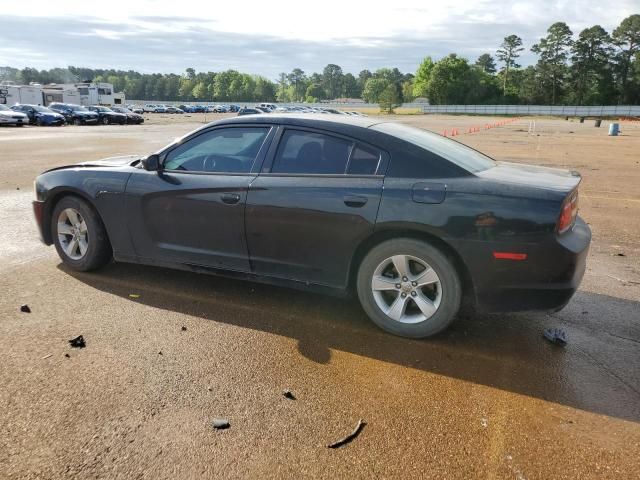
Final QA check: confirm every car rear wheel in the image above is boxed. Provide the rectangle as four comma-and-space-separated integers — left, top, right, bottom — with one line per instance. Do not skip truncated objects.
36, 118, 43, 126
51, 196, 112, 271
73, 118, 82, 126
356, 238, 461, 338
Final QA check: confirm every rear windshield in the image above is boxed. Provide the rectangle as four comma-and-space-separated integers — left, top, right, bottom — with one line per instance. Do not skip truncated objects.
372, 122, 495, 173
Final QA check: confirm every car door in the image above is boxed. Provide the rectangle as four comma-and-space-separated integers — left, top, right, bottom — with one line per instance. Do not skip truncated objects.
245, 127, 387, 288
125, 125, 275, 271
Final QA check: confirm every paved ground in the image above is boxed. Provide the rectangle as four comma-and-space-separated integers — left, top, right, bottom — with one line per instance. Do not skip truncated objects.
1, 114, 639, 479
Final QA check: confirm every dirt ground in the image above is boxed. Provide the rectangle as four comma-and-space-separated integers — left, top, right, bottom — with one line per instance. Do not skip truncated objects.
0, 113, 639, 479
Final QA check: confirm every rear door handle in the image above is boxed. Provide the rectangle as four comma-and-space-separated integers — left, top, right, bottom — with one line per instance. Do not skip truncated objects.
221, 193, 241, 204
343, 195, 368, 207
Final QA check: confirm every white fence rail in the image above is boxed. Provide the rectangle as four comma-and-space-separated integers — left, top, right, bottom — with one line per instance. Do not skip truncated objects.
421, 104, 640, 116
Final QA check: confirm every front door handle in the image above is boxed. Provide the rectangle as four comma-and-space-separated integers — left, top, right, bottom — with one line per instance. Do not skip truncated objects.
343, 195, 368, 207
221, 193, 241, 204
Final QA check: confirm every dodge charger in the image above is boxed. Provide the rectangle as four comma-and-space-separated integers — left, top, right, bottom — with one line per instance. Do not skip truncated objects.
32, 115, 591, 338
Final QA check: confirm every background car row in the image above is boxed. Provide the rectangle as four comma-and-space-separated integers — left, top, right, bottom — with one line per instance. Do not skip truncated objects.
0, 103, 144, 126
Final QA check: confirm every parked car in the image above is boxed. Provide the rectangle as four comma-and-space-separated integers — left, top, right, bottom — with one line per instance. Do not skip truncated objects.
165, 106, 185, 114
192, 105, 207, 113
258, 103, 277, 111
32, 115, 590, 338
143, 104, 158, 113
211, 105, 228, 113
111, 107, 144, 124
0, 104, 29, 126
254, 106, 271, 113
154, 104, 168, 113
178, 105, 196, 113
48, 103, 99, 125
237, 108, 262, 116
127, 105, 144, 114
228, 105, 240, 112
86, 106, 127, 125
11, 104, 65, 126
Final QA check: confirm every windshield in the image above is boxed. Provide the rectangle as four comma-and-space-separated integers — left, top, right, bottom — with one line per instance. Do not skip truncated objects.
372, 122, 496, 173
96, 107, 111, 112
32, 106, 53, 113
70, 105, 89, 112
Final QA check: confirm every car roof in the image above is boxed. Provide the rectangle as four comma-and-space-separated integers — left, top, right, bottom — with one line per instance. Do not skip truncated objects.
216, 113, 382, 130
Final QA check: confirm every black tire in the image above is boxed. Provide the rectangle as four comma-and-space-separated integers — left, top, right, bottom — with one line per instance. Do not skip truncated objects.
73, 118, 82, 126
356, 238, 461, 338
102, 117, 110, 125
36, 118, 43, 126
51, 196, 112, 271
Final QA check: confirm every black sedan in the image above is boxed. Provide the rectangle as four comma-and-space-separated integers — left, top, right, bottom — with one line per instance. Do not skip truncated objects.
32, 115, 590, 338
86, 106, 127, 125
111, 107, 145, 124
48, 103, 99, 125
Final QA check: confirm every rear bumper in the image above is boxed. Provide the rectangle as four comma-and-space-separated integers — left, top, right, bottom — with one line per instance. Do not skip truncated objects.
464, 217, 591, 313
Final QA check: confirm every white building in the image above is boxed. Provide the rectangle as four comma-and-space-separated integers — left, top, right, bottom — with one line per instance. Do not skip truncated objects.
1, 81, 125, 107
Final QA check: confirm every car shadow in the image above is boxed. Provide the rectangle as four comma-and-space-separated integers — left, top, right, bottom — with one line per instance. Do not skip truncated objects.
60, 262, 640, 423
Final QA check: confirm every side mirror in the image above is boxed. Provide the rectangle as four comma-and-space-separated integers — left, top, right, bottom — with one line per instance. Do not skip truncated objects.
141, 154, 161, 171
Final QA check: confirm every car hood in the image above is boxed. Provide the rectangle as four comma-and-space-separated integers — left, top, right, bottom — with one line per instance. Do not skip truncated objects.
1, 110, 27, 118
477, 161, 581, 194
77, 155, 141, 167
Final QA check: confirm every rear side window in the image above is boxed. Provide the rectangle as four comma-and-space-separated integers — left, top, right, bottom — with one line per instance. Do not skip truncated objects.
347, 144, 381, 175
164, 127, 269, 173
272, 130, 353, 174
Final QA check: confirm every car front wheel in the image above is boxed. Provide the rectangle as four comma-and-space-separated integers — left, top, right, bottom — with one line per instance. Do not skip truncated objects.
51, 196, 112, 271
357, 238, 461, 338
102, 117, 110, 125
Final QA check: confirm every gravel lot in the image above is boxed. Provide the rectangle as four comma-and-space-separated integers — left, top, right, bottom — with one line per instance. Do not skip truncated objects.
1, 113, 639, 479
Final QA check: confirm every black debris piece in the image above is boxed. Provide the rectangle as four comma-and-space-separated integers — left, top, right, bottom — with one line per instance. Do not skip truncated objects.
181, 326, 187, 331
20, 304, 31, 313
68, 335, 86, 348
283, 389, 296, 400
327, 419, 366, 449
615, 253, 626, 257
158, 351, 163, 355
64, 353, 70, 358
212, 418, 230, 430
543, 328, 567, 347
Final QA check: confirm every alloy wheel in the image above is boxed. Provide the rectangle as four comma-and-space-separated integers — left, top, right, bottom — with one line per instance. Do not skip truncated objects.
57, 208, 89, 260
371, 254, 442, 324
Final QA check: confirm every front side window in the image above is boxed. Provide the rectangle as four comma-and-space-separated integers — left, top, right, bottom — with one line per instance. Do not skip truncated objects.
164, 127, 269, 173
271, 130, 353, 174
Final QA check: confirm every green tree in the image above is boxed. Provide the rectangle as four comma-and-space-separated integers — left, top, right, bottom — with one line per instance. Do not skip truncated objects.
496, 35, 524, 96
287, 68, 306, 101
475, 53, 497, 73
357, 69, 372, 93
532, 22, 574, 104
612, 14, 640, 102
361, 77, 389, 103
322, 64, 343, 99
378, 83, 401, 113
412, 56, 434, 98
305, 83, 325, 101
342, 73, 360, 98
570, 25, 613, 105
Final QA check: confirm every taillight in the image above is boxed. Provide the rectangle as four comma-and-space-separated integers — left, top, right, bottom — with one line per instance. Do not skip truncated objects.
557, 189, 579, 234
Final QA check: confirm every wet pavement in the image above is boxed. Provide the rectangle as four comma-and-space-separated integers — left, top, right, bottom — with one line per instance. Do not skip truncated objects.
1, 117, 639, 479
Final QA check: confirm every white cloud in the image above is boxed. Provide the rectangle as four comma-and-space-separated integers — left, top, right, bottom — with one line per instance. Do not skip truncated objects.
0, 0, 637, 77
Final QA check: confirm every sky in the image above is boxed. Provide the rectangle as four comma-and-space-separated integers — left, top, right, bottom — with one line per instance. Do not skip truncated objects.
0, 0, 637, 80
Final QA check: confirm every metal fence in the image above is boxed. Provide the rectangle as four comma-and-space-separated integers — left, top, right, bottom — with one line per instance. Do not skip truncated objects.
420, 104, 640, 116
